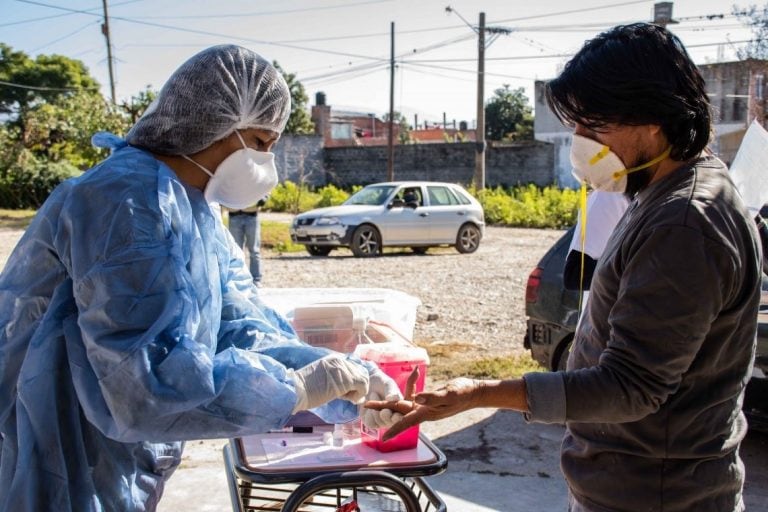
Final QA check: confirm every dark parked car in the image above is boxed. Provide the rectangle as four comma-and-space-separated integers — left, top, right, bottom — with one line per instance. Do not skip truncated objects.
524, 227, 768, 431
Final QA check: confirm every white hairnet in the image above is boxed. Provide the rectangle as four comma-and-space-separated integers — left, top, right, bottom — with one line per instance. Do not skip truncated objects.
126, 44, 291, 155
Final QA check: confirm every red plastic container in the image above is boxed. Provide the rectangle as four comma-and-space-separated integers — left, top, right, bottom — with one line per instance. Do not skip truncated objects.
355, 342, 430, 452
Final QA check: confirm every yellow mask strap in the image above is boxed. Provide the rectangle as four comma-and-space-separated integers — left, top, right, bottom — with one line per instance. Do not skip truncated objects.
578, 183, 588, 317
612, 146, 672, 181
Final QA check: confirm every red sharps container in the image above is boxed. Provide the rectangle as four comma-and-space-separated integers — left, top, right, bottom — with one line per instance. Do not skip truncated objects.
354, 341, 430, 452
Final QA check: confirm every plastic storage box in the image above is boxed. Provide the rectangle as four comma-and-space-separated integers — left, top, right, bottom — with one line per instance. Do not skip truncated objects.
259, 288, 421, 342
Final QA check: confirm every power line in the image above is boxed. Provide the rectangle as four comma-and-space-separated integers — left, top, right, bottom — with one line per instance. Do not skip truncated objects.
404, 61, 532, 81
492, 0, 653, 24
126, 0, 392, 20
0, 0, 141, 27
14, 0, 388, 63
30, 20, 100, 53
0, 79, 100, 92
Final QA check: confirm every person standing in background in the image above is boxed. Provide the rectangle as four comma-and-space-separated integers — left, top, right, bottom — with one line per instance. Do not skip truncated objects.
227, 197, 266, 286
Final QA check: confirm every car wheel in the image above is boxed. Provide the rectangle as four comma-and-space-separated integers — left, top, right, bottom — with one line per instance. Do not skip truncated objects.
411, 247, 428, 255
350, 225, 381, 257
305, 244, 331, 257
556, 339, 572, 371
455, 223, 481, 254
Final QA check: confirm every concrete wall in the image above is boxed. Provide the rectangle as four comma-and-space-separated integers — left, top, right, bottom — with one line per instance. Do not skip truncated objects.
272, 135, 325, 186
323, 141, 555, 188
273, 135, 554, 189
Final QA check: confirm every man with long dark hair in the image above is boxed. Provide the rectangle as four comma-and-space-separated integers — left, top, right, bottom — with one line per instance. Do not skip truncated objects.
368, 23, 761, 511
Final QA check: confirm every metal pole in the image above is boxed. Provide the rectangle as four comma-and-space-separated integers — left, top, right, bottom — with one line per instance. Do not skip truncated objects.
387, 22, 395, 181
475, 12, 486, 190
101, 0, 116, 104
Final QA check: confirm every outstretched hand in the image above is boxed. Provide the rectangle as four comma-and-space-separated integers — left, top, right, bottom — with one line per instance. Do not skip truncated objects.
364, 377, 481, 441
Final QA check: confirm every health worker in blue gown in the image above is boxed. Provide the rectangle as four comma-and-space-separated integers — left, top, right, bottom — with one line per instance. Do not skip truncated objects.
0, 44, 403, 512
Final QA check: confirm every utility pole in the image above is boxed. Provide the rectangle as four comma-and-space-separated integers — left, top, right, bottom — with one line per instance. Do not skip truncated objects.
101, 0, 116, 104
475, 12, 486, 190
446, 6, 509, 190
387, 21, 395, 181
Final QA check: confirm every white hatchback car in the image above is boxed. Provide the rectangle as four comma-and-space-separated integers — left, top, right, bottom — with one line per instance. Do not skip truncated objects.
289, 181, 485, 257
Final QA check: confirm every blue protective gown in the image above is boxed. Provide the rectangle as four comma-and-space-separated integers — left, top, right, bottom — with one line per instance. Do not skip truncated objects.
0, 134, 359, 511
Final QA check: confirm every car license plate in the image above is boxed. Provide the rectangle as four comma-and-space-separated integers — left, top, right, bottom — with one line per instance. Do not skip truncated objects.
296, 229, 307, 236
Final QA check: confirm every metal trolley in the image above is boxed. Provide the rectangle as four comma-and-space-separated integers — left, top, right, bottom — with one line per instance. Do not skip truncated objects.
223, 425, 447, 512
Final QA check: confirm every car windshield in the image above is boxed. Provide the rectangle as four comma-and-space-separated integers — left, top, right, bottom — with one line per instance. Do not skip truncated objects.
343, 185, 396, 206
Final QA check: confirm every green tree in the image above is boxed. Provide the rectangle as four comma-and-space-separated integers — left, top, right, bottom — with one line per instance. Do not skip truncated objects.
272, 61, 314, 135
734, 4, 768, 59
22, 91, 129, 169
120, 85, 157, 124
485, 85, 534, 141
383, 111, 412, 144
0, 43, 100, 116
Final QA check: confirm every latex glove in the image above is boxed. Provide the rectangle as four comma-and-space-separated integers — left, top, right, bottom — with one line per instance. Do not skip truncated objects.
361, 366, 404, 429
289, 355, 370, 413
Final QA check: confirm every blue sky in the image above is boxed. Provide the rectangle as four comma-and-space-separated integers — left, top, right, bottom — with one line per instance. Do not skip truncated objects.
1, 0, 756, 126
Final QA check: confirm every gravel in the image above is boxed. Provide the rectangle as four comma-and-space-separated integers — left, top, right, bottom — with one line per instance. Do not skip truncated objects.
0, 218, 566, 360
258, 217, 565, 359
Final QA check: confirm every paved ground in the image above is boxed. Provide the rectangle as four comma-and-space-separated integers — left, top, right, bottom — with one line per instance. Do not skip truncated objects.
158, 410, 768, 511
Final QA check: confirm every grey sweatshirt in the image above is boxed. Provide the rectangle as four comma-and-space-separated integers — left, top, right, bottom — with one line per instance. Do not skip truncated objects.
525, 156, 761, 512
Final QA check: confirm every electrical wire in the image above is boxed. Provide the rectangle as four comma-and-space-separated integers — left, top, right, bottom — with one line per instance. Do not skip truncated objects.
300, 62, 390, 87
0, 79, 100, 92
14, 0, 388, 63
1, 0, 141, 27
127, 0, 392, 20
30, 20, 101, 53
403, 61, 533, 81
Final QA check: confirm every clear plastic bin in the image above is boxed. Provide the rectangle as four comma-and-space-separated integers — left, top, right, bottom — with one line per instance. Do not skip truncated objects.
259, 288, 421, 341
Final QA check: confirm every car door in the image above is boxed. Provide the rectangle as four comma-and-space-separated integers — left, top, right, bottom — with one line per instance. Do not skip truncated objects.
377, 186, 429, 244
423, 185, 469, 242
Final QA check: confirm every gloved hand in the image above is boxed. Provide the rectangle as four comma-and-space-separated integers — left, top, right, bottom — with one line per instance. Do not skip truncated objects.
361, 366, 404, 429
289, 355, 370, 413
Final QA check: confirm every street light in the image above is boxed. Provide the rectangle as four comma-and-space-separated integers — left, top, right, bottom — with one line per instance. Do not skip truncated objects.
446, 6, 511, 190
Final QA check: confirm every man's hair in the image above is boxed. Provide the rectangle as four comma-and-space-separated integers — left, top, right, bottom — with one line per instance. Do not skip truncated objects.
545, 23, 711, 160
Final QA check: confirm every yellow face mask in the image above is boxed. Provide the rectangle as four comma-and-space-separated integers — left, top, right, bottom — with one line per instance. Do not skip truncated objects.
570, 134, 671, 193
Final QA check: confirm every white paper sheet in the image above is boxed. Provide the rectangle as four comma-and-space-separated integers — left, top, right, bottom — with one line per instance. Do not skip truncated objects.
260, 435, 362, 465
729, 120, 768, 213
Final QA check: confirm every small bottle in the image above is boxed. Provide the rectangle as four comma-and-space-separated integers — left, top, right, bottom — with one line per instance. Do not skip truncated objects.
332, 424, 344, 447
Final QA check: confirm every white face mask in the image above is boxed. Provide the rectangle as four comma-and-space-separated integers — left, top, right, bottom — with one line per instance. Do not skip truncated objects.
183, 131, 278, 209
569, 134, 671, 193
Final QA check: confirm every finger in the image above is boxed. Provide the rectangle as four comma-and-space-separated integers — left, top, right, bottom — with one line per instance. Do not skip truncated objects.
404, 367, 419, 400
381, 409, 424, 441
364, 399, 413, 415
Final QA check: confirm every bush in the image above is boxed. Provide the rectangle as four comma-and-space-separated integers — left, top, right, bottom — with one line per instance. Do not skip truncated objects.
265, 181, 319, 213
0, 152, 80, 209
476, 184, 579, 229
315, 184, 349, 207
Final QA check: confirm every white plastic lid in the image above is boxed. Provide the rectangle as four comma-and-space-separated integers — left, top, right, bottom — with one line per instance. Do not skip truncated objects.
354, 341, 430, 365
